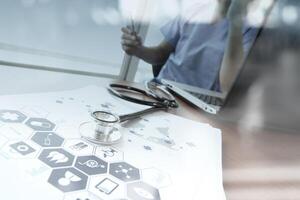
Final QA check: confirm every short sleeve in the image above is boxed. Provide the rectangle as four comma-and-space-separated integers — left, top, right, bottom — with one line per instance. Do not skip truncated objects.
160, 16, 182, 47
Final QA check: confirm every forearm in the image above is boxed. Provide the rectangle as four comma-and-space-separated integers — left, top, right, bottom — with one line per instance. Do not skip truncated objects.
135, 43, 173, 66
220, 22, 244, 92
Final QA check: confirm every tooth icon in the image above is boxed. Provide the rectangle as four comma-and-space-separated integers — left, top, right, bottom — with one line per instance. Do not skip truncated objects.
39, 149, 74, 168
47, 151, 69, 164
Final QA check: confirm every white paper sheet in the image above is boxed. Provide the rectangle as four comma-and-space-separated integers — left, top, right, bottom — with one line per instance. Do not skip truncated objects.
0, 85, 225, 200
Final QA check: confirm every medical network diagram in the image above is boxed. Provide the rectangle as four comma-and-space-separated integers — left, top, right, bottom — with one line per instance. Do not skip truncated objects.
0, 85, 225, 200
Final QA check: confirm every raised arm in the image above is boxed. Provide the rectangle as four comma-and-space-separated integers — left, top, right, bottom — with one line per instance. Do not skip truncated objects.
220, 0, 250, 92
121, 27, 174, 66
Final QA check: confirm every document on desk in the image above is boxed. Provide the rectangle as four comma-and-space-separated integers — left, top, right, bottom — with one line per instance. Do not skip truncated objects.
0, 85, 225, 200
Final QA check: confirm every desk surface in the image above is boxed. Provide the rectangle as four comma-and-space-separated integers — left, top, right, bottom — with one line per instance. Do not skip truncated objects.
173, 101, 300, 200
0, 83, 225, 200
168, 72, 300, 200
0, 57, 299, 200
110, 73, 300, 200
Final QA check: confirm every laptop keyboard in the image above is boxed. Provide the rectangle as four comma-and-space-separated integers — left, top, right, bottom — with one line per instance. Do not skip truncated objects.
189, 92, 223, 106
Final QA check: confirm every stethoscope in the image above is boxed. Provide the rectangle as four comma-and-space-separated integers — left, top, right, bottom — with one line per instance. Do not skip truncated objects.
79, 81, 178, 145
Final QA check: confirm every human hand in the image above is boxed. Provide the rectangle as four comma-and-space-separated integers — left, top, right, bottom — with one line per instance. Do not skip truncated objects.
121, 26, 142, 56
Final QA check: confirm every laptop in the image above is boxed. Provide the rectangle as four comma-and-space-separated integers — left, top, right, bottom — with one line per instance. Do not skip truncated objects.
154, 5, 274, 114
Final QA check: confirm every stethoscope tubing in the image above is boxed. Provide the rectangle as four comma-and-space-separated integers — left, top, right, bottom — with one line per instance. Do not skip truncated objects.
108, 83, 178, 108
119, 106, 167, 123
98, 83, 178, 124
86, 83, 179, 144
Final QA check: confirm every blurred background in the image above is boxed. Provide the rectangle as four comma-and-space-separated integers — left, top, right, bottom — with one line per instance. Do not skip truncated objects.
0, 1, 300, 199
0, 0, 299, 124
0, 0, 181, 90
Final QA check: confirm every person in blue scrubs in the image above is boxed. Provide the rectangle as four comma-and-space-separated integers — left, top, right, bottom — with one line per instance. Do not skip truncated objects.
121, 0, 258, 92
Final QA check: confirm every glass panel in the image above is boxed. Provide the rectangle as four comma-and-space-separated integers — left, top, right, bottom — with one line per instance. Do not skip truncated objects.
135, 0, 180, 82
0, 0, 128, 75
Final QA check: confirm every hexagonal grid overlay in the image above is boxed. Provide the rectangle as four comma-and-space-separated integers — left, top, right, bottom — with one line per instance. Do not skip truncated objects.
0, 110, 27, 123
48, 167, 88, 193
75, 155, 108, 176
32, 132, 64, 147
127, 181, 161, 200
10, 141, 36, 156
64, 139, 94, 156
1, 140, 40, 159
109, 162, 140, 182
39, 148, 75, 168
25, 117, 55, 131
89, 175, 126, 199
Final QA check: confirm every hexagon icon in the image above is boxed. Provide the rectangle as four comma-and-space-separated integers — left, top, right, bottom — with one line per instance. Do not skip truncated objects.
39, 148, 75, 168
64, 139, 94, 156
95, 146, 124, 162
109, 162, 140, 182
31, 132, 64, 147
10, 141, 36, 156
127, 181, 161, 200
0, 109, 27, 123
75, 155, 108, 176
0, 140, 40, 159
25, 118, 55, 131
48, 167, 88, 193
89, 175, 126, 200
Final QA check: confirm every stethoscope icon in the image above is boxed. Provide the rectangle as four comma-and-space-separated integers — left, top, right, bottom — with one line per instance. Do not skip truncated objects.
79, 82, 178, 145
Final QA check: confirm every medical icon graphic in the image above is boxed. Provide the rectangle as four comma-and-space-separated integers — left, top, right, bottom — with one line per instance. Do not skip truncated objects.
95, 178, 119, 195
64, 139, 94, 156
70, 142, 88, 151
79, 160, 103, 168
25, 118, 55, 131
2, 112, 19, 121
31, 132, 64, 147
75, 156, 107, 175
95, 146, 123, 162
58, 170, 82, 186
39, 148, 74, 168
88, 175, 125, 199
109, 162, 140, 182
48, 151, 69, 163
44, 133, 52, 146
0, 110, 27, 123
48, 168, 88, 192
127, 182, 161, 200
10, 141, 35, 156
101, 147, 117, 158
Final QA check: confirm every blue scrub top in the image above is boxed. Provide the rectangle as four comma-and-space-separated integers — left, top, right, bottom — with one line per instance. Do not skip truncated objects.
157, 16, 259, 91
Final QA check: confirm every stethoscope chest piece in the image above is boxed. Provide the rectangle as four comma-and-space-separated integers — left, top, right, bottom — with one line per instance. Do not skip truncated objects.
79, 111, 122, 145
79, 82, 178, 145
